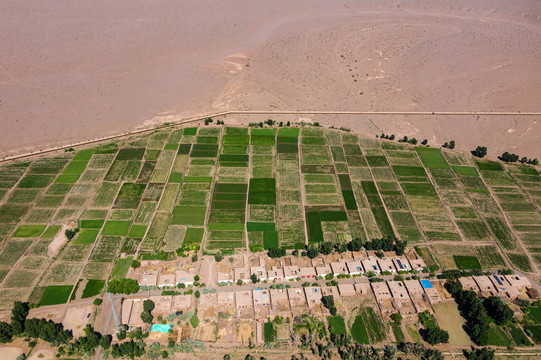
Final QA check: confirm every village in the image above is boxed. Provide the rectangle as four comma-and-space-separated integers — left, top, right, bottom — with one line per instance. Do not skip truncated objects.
117, 249, 535, 345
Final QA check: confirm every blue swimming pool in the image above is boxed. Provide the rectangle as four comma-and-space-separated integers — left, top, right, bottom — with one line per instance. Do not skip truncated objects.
420, 279, 433, 289
151, 324, 172, 333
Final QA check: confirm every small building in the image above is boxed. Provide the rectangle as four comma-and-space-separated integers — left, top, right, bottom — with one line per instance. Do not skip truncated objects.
217, 291, 235, 309
149, 295, 172, 314
251, 266, 267, 282
330, 262, 348, 275
139, 271, 158, 287
316, 265, 332, 277
338, 284, 356, 297
284, 266, 300, 280
267, 266, 284, 281
253, 289, 271, 307
175, 270, 195, 286
392, 256, 410, 272
377, 257, 396, 273
362, 257, 380, 274
458, 277, 480, 293
217, 272, 233, 285
199, 292, 217, 310
121, 299, 133, 324
473, 276, 497, 297
420, 279, 442, 304
305, 287, 323, 308
158, 274, 176, 288
346, 261, 363, 276
388, 281, 416, 315
287, 287, 307, 308
234, 267, 251, 284
270, 288, 290, 311
299, 267, 317, 279
129, 300, 145, 327
235, 291, 253, 310
404, 279, 429, 313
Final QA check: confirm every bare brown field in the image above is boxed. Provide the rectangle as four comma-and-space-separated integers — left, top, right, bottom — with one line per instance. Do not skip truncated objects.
1, 0, 541, 157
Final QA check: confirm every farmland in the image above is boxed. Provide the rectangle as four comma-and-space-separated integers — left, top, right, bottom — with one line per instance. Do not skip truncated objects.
0, 122, 540, 311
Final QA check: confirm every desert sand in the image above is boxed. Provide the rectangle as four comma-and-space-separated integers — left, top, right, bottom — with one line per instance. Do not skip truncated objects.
1, 0, 540, 157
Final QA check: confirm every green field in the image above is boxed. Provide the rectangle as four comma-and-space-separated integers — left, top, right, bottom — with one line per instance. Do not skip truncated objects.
39, 285, 74, 306
327, 315, 347, 335
264, 322, 275, 343
0, 123, 539, 310
81, 279, 105, 298
350, 315, 369, 344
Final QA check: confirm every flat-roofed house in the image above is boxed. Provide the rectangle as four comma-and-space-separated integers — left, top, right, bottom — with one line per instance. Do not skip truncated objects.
175, 270, 194, 286
316, 265, 332, 277
305, 287, 323, 308
217, 271, 233, 285
355, 282, 372, 295
346, 261, 364, 276
505, 274, 531, 289
299, 267, 317, 279
284, 266, 300, 280
251, 266, 267, 282
129, 300, 145, 327
371, 282, 392, 301
362, 257, 380, 274
473, 276, 497, 297
287, 288, 307, 309
253, 289, 271, 307
217, 291, 235, 310
267, 267, 284, 282
490, 275, 519, 299
377, 257, 396, 273
158, 273, 176, 288
387, 281, 416, 315
172, 295, 192, 313
270, 288, 289, 311
392, 256, 410, 272
322, 286, 339, 298
330, 262, 348, 276
338, 284, 356, 297
139, 271, 158, 287
199, 292, 217, 310
404, 279, 429, 313
420, 279, 442, 304
408, 258, 426, 271
234, 267, 251, 284
458, 277, 480, 293
235, 291, 253, 310
149, 295, 172, 314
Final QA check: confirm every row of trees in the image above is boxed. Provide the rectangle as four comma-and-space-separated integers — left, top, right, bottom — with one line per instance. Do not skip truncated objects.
107, 278, 140, 294
442, 140, 455, 149
140, 299, 155, 324
321, 295, 337, 316
363, 237, 407, 256
501, 152, 538, 165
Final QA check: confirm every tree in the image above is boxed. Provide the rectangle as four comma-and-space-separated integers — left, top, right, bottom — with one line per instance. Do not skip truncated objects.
99, 334, 112, 350
143, 299, 155, 313
390, 313, 403, 325
348, 238, 363, 251
484, 296, 513, 325
194, 275, 200, 282
245, 355, 254, 360
107, 278, 140, 294
320, 242, 333, 255
321, 295, 337, 315
463, 347, 495, 360
0, 321, 13, 343
65, 227, 79, 240
473, 146, 487, 158
501, 152, 519, 163
236, 279, 243, 286
267, 247, 286, 258
449, 140, 455, 149
93, 298, 102, 306
251, 273, 260, 284
389, 134, 395, 140
215, 251, 224, 262
192, 254, 198, 262
423, 326, 449, 345
11, 301, 29, 335
421, 139, 428, 145
195, 290, 201, 299
394, 240, 407, 256
140, 311, 153, 324
224, 355, 231, 360
306, 248, 320, 259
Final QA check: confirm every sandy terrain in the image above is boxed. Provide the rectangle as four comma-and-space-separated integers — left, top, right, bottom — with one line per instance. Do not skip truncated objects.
0, 347, 23, 360
1, 0, 541, 157
62, 303, 93, 337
